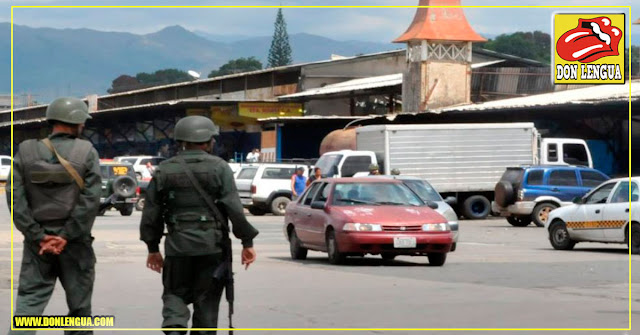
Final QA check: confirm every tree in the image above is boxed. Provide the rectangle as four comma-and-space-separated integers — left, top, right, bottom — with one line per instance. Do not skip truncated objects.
208, 57, 263, 78
108, 75, 140, 94
267, 8, 293, 68
480, 31, 551, 64
136, 69, 192, 86
107, 69, 193, 94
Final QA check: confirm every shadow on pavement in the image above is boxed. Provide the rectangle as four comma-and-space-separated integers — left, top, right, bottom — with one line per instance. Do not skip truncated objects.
269, 256, 438, 267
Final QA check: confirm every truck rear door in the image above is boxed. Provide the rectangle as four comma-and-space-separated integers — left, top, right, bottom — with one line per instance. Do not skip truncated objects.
235, 166, 258, 206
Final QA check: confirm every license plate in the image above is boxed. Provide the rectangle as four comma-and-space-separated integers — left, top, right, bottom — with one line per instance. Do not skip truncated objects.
393, 236, 417, 249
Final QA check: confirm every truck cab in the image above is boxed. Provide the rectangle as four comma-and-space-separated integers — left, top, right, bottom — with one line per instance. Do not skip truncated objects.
315, 150, 378, 178
540, 138, 593, 168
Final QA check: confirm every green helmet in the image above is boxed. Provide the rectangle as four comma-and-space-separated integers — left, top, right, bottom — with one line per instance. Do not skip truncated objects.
174, 116, 219, 143
368, 164, 379, 172
46, 97, 92, 124
391, 169, 401, 175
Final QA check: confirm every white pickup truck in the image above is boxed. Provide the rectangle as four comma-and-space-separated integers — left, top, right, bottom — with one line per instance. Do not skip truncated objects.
235, 163, 310, 216
315, 123, 593, 220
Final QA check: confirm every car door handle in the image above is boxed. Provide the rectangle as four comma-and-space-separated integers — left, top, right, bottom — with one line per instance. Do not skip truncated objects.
625, 208, 629, 213
595, 210, 601, 214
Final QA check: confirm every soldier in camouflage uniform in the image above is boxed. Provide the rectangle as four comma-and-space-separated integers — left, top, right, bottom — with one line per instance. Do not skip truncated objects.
140, 115, 258, 335
8, 97, 101, 335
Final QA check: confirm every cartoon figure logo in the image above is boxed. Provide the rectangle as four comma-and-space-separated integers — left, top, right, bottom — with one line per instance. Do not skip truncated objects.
556, 16, 622, 63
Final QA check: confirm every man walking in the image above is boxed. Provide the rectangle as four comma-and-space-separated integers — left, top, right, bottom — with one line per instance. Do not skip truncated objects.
8, 97, 101, 335
290, 167, 307, 200
140, 115, 259, 335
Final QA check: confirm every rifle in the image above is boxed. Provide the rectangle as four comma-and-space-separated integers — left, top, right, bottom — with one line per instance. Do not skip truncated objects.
212, 232, 234, 334
177, 158, 234, 334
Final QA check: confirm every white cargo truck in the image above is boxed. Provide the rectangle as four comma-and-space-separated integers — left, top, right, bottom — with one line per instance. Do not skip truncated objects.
315, 123, 593, 219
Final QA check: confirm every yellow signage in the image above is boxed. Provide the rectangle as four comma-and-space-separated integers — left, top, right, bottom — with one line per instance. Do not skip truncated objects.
238, 103, 303, 119
554, 13, 625, 84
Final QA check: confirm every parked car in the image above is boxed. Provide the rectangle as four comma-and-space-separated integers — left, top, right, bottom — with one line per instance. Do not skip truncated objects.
114, 156, 165, 180
235, 163, 309, 216
283, 178, 454, 265
545, 177, 639, 253
99, 160, 139, 216
371, 175, 459, 250
493, 166, 609, 227
0, 155, 11, 182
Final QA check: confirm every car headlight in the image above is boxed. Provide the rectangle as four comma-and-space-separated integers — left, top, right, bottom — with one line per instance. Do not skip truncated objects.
422, 223, 450, 231
343, 223, 382, 232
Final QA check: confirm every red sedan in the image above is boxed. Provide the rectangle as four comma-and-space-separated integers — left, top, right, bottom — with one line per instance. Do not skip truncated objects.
283, 178, 454, 265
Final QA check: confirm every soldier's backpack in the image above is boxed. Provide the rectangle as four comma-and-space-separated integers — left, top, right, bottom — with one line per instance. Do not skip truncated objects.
18, 138, 93, 223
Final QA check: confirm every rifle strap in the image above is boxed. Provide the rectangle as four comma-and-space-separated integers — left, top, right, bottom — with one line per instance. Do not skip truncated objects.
176, 157, 229, 235
41, 138, 85, 190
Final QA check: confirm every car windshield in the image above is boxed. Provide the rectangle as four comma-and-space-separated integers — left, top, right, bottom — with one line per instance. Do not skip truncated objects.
315, 154, 342, 177
332, 182, 424, 206
402, 179, 442, 202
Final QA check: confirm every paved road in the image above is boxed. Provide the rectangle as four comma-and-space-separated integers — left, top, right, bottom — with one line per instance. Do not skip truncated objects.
0, 203, 638, 334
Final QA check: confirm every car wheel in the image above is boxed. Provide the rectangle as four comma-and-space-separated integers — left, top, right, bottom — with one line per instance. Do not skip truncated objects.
120, 205, 134, 216
248, 206, 267, 216
628, 224, 640, 254
135, 197, 145, 211
289, 229, 308, 260
326, 230, 345, 265
270, 196, 290, 216
549, 220, 576, 250
381, 253, 396, 261
532, 203, 558, 227
462, 195, 491, 220
427, 253, 447, 266
507, 216, 532, 227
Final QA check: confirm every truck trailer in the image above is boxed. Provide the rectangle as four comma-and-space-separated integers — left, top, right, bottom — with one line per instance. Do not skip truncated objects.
315, 123, 593, 219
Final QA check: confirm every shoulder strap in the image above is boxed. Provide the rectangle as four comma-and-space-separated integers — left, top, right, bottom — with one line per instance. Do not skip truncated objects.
176, 157, 229, 234
68, 139, 93, 164
41, 138, 85, 190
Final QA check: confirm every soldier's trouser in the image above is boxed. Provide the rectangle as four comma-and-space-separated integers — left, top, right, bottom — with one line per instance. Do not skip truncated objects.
11, 240, 96, 335
162, 254, 224, 335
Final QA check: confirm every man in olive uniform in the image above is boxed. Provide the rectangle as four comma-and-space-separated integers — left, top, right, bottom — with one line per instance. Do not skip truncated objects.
140, 116, 259, 335
8, 97, 101, 335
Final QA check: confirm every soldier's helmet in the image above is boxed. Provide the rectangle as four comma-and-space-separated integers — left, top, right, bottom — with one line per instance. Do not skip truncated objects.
46, 97, 92, 125
368, 164, 379, 172
174, 116, 220, 143
391, 169, 401, 175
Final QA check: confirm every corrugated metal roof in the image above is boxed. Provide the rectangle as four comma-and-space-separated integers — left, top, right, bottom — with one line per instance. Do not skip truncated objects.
279, 74, 403, 100
435, 80, 639, 113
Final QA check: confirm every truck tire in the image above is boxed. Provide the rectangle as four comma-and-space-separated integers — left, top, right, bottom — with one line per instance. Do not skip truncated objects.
248, 206, 267, 216
462, 195, 491, 220
494, 181, 515, 207
532, 203, 558, 227
507, 216, 531, 227
271, 196, 290, 216
120, 204, 134, 216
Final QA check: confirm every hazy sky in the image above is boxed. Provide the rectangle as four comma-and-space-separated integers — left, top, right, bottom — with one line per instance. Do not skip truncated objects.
2, 0, 637, 43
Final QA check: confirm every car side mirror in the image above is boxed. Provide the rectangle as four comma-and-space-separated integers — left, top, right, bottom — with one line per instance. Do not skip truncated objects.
311, 201, 326, 210
426, 201, 439, 210
444, 196, 457, 206
572, 196, 584, 204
